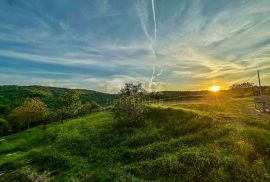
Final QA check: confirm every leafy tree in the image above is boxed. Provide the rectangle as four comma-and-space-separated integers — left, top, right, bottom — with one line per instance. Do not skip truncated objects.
78, 101, 101, 116
114, 83, 147, 127
120, 83, 145, 96
8, 98, 48, 130
0, 118, 9, 136
57, 90, 82, 121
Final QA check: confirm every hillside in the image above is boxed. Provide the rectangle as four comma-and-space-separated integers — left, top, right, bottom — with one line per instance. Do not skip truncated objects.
0, 85, 117, 110
1, 98, 270, 181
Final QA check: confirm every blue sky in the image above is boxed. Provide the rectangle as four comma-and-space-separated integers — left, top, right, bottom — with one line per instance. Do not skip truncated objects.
0, 0, 269, 92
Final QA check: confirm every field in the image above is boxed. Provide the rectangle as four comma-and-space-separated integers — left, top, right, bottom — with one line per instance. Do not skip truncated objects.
1, 97, 270, 181
161, 96, 270, 128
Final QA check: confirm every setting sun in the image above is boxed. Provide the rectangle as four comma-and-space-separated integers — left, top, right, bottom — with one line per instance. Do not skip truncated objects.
209, 86, 221, 92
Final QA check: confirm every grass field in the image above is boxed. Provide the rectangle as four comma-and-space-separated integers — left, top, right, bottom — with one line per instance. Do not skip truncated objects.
162, 96, 270, 128
1, 97, 270, 181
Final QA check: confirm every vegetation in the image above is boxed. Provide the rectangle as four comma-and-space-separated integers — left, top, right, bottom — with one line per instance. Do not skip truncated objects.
55, 90, 82, 121
229, 82, 256, 97
120, 83, 145, 96
0, 85, 116, 110
0, 118, 9, 136
1, 97, 270, 181
8, 98, 48, 130
0, 86, 116, 136
1, 84, 270, 181
230, 82, 255, 89
150, 85, 270, 101
113, 83, 147, 127
113, 95, 147, 127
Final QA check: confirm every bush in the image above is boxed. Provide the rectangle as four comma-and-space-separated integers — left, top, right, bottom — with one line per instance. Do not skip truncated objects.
113, 95, 147, 127
0, 118, 9, 136
113, 83, 148, 128
78, 102, 101, 116
8, 98, 48, 130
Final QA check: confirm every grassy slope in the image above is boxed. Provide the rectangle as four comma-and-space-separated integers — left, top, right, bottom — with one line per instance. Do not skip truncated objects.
163, 97, 270, 128
1, 98, 270, 181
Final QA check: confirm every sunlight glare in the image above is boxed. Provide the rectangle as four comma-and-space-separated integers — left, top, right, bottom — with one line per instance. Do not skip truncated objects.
209, 86, 220, 92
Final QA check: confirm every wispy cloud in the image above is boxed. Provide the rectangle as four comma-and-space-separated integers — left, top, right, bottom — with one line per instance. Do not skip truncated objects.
0, 0, 269, 91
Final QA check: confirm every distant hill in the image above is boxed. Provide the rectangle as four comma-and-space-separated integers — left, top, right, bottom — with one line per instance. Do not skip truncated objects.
0, 85, 117, 110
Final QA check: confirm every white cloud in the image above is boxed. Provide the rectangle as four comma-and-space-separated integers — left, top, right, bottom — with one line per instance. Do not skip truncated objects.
0, 0, 270, 90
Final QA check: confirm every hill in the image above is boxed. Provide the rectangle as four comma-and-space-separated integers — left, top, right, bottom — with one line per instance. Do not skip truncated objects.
0, 85, 117, 110
1, 98, 270, 181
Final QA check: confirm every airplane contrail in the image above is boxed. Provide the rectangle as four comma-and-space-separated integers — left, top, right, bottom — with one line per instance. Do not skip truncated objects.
151, 0, 157, 41
136, 0, 160, 91
149, 0, 158, 90
135, 0, 151, 41
148, 41, 157, 89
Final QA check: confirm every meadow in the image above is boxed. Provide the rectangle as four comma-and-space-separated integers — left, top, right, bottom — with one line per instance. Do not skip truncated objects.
1, 0, 270, 181
1, 96, 270, 181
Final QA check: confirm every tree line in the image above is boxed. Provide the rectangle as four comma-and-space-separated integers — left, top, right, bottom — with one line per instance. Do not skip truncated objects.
0, 90, 101, 136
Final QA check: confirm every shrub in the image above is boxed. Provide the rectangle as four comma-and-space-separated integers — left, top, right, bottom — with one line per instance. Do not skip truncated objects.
78, 102, 101, 116
229, 82, 255, 97
113, 83, 147, 128
113, 95, 147, 127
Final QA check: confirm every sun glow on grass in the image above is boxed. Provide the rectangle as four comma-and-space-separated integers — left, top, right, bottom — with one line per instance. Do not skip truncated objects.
209, 86, 221, 92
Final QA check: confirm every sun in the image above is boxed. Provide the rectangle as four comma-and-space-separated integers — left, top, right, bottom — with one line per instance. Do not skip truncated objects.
209, 85, 220, 92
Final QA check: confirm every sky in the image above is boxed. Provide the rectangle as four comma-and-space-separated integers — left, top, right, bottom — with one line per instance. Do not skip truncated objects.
0, 0, 269, 92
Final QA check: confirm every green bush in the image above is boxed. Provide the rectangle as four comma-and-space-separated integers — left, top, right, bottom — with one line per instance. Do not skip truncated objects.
78, 102, 101, 116
113, 95, 147, 127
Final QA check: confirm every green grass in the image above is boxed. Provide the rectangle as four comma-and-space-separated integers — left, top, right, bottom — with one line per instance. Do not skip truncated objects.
1, 98, 270, 181
162, 97, 270, 128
